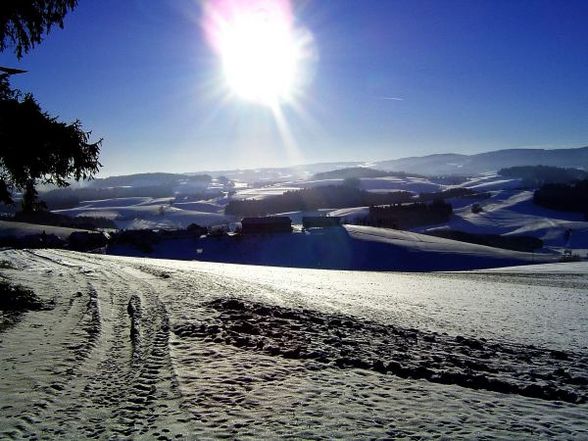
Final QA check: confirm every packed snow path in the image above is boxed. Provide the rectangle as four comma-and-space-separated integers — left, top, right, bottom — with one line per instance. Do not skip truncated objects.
0, 250, 185, 439
0, 249, 587, 439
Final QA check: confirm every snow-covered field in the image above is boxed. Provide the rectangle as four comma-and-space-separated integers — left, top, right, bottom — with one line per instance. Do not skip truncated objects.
423, 190, 588, 253
0, 220, 90, 239
0, 249, 586, 439
109, 225, 559, 271
54, 197, 235, 230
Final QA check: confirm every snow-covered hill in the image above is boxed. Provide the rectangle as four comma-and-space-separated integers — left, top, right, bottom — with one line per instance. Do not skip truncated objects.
54, 197, 235, 230
375, 146, 588, 175
422, 190, 588, 252
109, 224, 558, 271
0, 220, 91, 239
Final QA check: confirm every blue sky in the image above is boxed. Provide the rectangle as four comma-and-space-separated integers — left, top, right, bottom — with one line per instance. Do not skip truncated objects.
1, 0, 587, 176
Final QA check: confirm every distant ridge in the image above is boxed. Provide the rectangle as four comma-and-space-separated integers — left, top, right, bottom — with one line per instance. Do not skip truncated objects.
92, 145, 588, 184
374, 146, 588, 175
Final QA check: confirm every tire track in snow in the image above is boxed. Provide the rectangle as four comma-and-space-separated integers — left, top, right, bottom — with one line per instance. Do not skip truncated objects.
0, 250, 190, 440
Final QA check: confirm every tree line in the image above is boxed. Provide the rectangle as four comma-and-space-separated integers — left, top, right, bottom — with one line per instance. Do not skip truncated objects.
498, 165, 587, 187
361, 199, 453, 229
225, 185, 477, 217
311, 167, 424, 180
533, 180, 588, 217
225, 186, 415, 216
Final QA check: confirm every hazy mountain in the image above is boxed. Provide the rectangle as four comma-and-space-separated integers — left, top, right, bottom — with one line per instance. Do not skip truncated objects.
198, 162, 362, 183
205, 146, 588, 181
87, 146, 588, 186
375, 146, 588, 176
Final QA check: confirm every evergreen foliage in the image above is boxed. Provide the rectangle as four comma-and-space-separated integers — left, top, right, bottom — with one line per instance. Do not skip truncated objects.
498, 165, 587, 186
533, 180, 588, 216
0, 81, 102, 211
225, 186, 415, 217
0, 0, 77, 58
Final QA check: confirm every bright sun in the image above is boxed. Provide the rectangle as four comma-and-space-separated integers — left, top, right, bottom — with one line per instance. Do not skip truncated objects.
203, 0, 310, 107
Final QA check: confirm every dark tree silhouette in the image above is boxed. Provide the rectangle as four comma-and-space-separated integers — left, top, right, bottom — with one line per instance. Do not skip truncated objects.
499, 165, 587, 186
0, 0, 78, 59
533, 180, 588, 215
0, 1, 100, 212
225, 185, 415, 217
0, 78, 102, 211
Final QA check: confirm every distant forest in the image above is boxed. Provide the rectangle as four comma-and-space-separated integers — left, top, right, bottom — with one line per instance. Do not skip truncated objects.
225, 186, 413, 216
361, 200, 453, 229
311, 167, 423, 180
533, 180, 588, 216
225, 185, 476, 217
498, 165, 587, 186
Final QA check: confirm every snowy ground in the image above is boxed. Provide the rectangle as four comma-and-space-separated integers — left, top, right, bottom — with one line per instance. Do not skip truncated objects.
109, 225, 558, 271
0, 220, 90, 239
54, 197, 235, 230
422, 190, 588, 254
1, 249, 586, 439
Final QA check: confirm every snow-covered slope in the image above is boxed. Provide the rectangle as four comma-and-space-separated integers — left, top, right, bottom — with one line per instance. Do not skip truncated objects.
374, 146, 588, 175
108, 224, 558, 271
54, 198, 234, 229
230, 175, 444, 200
358, 176, 442, 193
229, 185, 302, 200
0, 249, 586, 439
0, 220, 90, 239
424, 190, 588, 251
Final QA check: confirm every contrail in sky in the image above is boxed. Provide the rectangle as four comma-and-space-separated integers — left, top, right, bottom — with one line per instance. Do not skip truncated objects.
380, 96, 404, 101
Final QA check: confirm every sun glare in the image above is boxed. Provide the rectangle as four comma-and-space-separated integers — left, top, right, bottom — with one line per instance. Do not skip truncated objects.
203, 0, 311, 107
